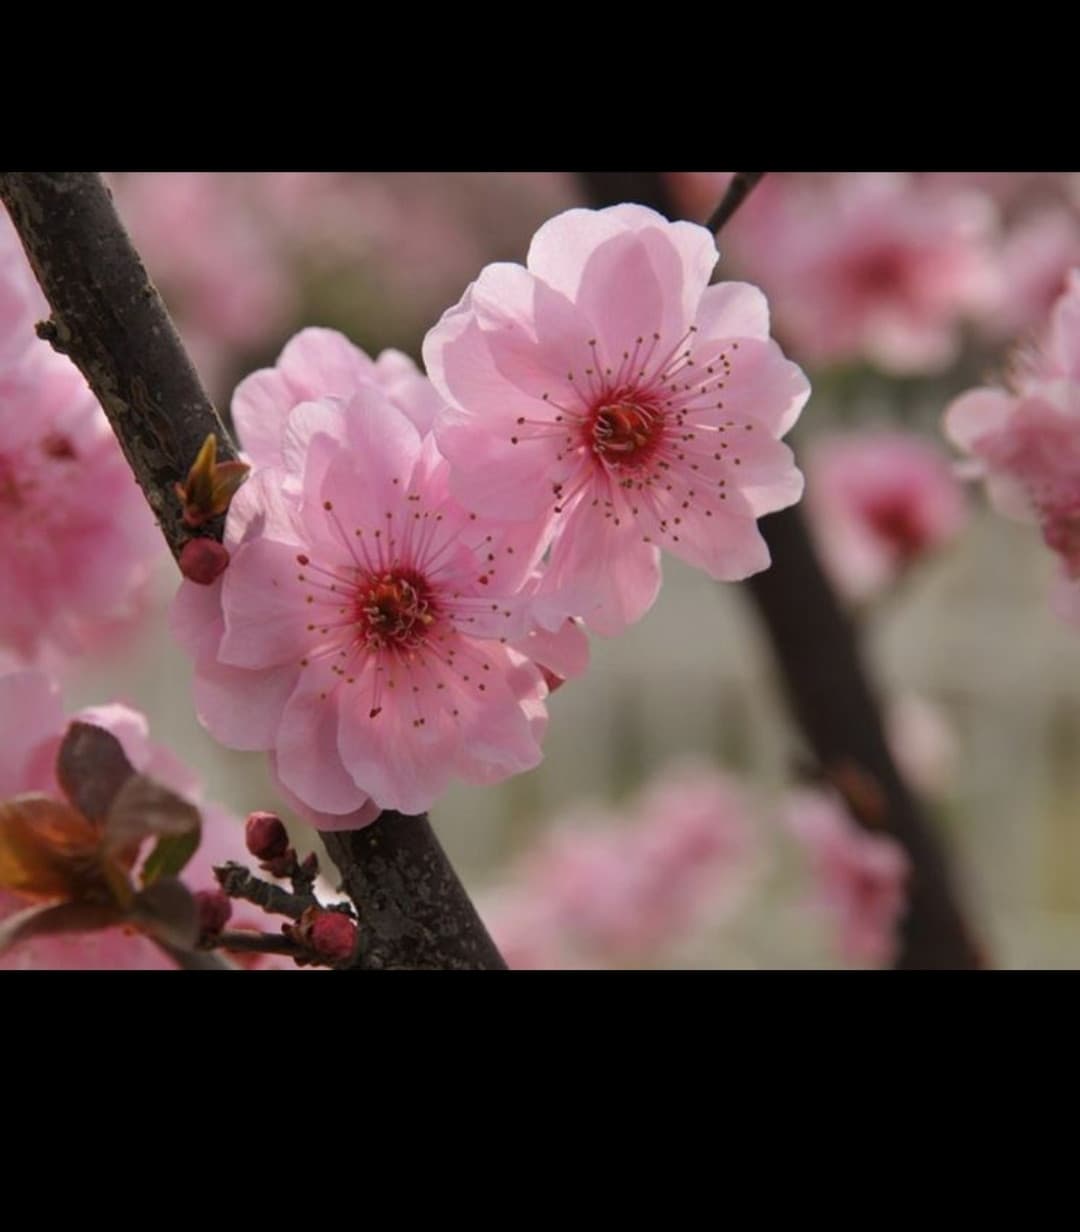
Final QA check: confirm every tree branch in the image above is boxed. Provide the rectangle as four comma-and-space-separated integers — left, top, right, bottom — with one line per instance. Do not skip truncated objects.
577, 170, 986, 970
323, 813, 507, 970
704, 172, 766, 235
154, 940, 238, 971
0, 172, 506, 972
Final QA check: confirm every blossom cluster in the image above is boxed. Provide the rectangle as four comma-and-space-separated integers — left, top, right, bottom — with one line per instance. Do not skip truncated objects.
173, 204, 809, 827
669, 171, 1080, 374
945, 271, 1080, 622
479, 763, 910, 970
480, 764, 759, 968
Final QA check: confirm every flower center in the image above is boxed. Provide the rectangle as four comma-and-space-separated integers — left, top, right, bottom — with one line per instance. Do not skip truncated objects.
865, 497, 929, 561
356, 571, 437, 650
590, 400, 663, 468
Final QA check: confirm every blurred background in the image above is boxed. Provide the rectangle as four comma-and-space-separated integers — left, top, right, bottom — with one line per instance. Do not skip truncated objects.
57, 171, 1080, 968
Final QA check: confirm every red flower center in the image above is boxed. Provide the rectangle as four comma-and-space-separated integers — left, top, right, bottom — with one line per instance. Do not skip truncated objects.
590, 400, 663, 468
356, 571, 437, 650
865, 498, 929, 561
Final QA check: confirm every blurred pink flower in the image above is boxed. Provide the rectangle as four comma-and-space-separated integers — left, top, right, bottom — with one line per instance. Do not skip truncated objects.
737, 173, 1000, 373
107, 172, 297, 388
0, 668, 294, 970
481, 764, 757, 968
806, 430, 968, 602
172, 390, 553, 826
982, 207, 1080, 342
945, 270, 1080, 621
785, 788, 910, 967
425, 203, 808, 636
0, 209, 163, 665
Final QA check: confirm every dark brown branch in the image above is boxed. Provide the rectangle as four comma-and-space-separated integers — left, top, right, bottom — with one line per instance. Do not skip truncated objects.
0, 172, 507, 972
0, 173, 237, 559
578, 171, 985, 970
704, 172, 767, 235
323, 813, 508, 970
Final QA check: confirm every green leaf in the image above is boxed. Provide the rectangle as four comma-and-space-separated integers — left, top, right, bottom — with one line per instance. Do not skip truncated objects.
141, 823, 202, 888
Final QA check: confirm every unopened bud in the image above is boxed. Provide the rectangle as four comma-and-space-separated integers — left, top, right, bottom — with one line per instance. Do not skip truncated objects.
195, 889, 232, 938
304, 908, 358, 965
245, 812, 290, 861
179, 538, 230, 585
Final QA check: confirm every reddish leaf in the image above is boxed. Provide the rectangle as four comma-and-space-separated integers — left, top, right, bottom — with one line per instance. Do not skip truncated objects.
56, 721, 136, 826
0, 795, 99, 899
104, 774, 201, 863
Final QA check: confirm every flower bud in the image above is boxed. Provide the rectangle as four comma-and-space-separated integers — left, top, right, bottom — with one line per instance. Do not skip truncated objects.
306, 909, 358, 964
195, 889, 232, 938
245, 811, 290, 861
179, 538, 230, 585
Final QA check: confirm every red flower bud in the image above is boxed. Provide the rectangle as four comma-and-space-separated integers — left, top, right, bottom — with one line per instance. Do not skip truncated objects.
307, 909, 358, 964
179, 538, 230, 585
245, 812, 290, 861
195, 889, 232, 938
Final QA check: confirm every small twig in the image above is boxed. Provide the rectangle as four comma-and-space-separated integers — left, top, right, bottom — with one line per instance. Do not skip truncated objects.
704, 172, 767, 236
289, 851, 320, 903
214, 862, 317, 921
214, 929, 306, 959
154, 939, 238, 970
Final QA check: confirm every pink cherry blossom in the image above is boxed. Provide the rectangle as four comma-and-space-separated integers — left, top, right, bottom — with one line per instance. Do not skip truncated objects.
171, 390, 553, 827
229, 326, 590, 690
424, 203, 809, 636
0, 668, 294, 970
785, 788, 910, 967
805, 430, 968, 602
480, 763, 757, 968
231, 327, 443, 473
945, 270, 1080, 621
0, 209, 163, 665
735, 173, 1000, 374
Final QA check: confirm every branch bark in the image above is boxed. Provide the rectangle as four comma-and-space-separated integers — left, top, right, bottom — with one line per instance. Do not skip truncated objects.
323, 814, 507, 970
578, 170, 986, 970
0, 172, 506, 971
